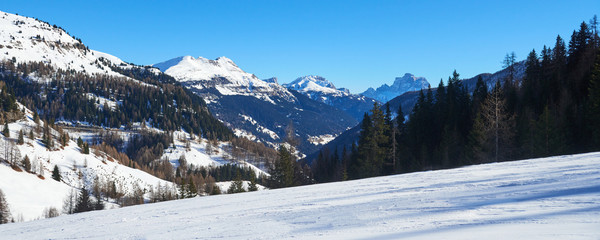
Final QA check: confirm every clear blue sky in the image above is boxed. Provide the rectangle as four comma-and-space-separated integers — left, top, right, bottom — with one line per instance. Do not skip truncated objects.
2, 1, 598, 93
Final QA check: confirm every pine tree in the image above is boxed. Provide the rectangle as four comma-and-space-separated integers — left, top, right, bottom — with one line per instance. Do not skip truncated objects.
533, 106, 566, 156
227, 170, 246, 194
179, 178, 187, 199
74, 188, 92, 213
269, 146, 294, 188
17, 130, 24, 145
186, 177, 197, 198
248, 170, 259, 191
210, 184, 221, 195
0, 189, 12, 224
82, 142, 90, 154
22, 155, 31, 172
52, 165, 61, 182
587, 50, 600, 149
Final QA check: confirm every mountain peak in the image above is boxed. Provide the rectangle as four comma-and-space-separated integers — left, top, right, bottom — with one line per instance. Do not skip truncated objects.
0, 10, 127, 78
263, 77, 278, 84
361, 74, 430, 103
284, 75, 339, 94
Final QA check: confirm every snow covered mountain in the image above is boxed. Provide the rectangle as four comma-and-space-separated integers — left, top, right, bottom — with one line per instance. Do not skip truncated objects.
153, 56, 295, 104
154, 57, 358, 155
3, 152, 599, 239
0, 10, 268, 222
285, 75, 338, 94
0, 10, 135, 78
284, 75, 378, 121
362, 73, 430, 103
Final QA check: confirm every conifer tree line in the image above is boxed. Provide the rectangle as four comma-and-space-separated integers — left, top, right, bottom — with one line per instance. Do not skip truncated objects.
0, 60, 233, 141
313, 16, 600, 182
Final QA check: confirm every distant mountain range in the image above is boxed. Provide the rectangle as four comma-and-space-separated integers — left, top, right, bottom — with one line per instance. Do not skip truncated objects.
362, 73, 430, 103
154, 56, 358, 156
283, 75, 378, 121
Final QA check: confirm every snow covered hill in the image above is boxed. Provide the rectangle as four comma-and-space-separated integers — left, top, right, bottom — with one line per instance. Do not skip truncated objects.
284, 76, 378, 121
0, 11, 132, 78
2, 152, 599, 239
154, 57, 358, 156
0, 105, 173, 222
362, 73, 430, 103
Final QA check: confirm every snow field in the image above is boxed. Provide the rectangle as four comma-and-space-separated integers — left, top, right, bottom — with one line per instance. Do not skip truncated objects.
1, 152, 598, 239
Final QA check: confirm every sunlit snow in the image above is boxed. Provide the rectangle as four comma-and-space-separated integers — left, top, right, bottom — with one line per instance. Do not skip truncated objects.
2, 152, 599, 239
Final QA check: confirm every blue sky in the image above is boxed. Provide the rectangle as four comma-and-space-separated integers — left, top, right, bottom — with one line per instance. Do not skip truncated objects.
2, 1, 598, 93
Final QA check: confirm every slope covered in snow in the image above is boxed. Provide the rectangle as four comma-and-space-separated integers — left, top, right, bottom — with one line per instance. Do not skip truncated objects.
0, 106, 173, 222
0, 11, 130, 78
2, 152, 599, 239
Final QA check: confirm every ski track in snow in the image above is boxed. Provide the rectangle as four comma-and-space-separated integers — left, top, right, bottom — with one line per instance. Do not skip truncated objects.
1, 152, 599, 239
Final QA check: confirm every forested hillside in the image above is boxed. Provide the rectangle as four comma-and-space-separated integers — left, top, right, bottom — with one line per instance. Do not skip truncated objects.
312, 17, 600, 182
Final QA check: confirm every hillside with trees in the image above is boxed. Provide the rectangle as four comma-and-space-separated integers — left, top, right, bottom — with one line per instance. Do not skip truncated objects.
312, 16, 600, 182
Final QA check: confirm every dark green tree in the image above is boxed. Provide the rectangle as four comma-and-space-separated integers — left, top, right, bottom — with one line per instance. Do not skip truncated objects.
269, 146, 294, 188
248, 170, 259, 191
587, 50, 600, 148
82, 142, 90, 154
74, 188, 92, 213
51, 165, 61, 182
186, 177, 197, 198
227, 170, 246, 194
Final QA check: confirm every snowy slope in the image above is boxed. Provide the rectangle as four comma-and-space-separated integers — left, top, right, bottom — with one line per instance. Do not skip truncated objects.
159, 130, 268, 177
0, 106, 173, 221
2, 152, 599, 239
362, 73, 430, 103
0, 11, 131, 78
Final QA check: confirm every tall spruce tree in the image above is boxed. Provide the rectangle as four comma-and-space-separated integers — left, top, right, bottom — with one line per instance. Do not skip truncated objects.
74, 188, 92, 213
0, 189, 11, 224
269, 146, 294, 188
52, 165, 61, 182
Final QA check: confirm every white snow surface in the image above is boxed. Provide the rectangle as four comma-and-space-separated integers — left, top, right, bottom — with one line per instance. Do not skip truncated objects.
2, 152, 599, 239
0, 11, 128, 77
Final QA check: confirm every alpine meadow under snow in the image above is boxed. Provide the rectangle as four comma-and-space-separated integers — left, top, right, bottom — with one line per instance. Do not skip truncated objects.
1, 152, 599, 239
